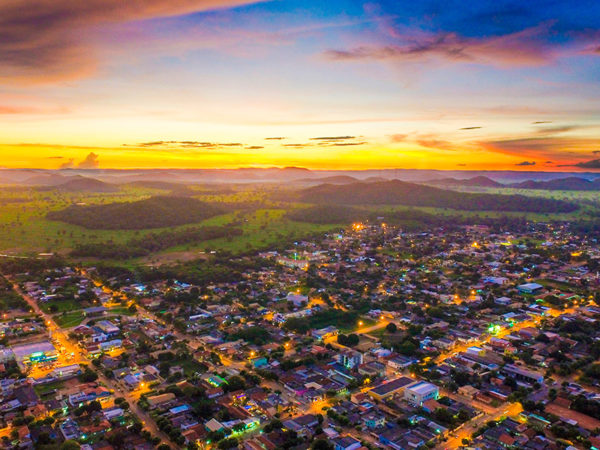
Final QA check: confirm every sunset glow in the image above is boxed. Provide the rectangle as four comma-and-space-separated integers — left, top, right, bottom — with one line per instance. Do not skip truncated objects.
1, 0, 599, 170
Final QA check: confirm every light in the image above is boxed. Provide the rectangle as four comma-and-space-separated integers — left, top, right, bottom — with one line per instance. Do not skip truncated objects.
472, 242, 479, 248
380, 315, 384, 320
358, 321, 363, 327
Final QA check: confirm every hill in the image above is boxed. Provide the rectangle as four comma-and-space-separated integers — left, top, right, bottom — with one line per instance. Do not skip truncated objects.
286, 205, 364, 224
47, 196, 225, 230
39, 176, 119, 193
297, 180, 578, 213
509, 177, 600, 191
23, 173, 72, 186
295, 175, 359, 185
126, 180, 184, 190
431, 176, 503, 188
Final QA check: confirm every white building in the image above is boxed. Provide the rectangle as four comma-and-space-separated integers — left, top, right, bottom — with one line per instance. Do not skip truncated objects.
404, 381, 439, 406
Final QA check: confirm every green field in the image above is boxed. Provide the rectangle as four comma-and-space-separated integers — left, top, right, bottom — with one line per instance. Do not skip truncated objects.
0, 184, 597, 266
54, 311, 85, 327
40, 298, 82, 314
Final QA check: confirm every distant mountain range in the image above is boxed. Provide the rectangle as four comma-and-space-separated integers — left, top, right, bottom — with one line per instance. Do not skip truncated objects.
296, 180, 578, 213
0, 168, 599, 189
37, 176, 119, 193
429, 175, 600, 191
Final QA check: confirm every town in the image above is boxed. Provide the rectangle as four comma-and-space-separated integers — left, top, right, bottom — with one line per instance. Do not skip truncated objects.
0, 219, 599, 450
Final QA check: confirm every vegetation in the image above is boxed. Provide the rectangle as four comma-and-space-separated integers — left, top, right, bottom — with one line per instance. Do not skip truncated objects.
297, 180, 578, 213
283, 309, 359, 334
0, 276, 27, 311
286, 204, 364, 224
48, 195, 225, 229
70, 225, 242, 259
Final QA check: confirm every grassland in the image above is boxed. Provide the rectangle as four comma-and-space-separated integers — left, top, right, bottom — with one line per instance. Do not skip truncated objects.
0, 184, 596, 266
53, 311, 86, 328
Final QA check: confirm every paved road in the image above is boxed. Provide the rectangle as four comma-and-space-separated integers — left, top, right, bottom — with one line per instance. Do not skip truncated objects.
8, 277, 175, 449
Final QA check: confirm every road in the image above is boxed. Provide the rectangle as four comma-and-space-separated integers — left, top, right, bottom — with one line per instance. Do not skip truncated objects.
439, 402, 523, 449
82, 269, 592, 450
433, 304, 586, 449
8, 278, 176, 449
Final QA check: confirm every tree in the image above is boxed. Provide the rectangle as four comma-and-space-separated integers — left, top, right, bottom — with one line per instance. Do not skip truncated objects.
60, 441, 81, 450
386, 322, 397, 333
312, 439, 333, 450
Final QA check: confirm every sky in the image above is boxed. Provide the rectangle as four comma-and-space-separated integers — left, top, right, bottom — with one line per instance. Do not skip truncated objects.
1, 0, 600, 170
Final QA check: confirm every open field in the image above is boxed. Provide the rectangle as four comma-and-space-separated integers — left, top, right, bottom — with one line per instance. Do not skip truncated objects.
0, 184, 598, 266
53, 311, 85, 327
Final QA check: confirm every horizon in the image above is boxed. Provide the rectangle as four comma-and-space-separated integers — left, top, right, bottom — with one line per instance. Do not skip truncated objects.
1, 0, 600, 170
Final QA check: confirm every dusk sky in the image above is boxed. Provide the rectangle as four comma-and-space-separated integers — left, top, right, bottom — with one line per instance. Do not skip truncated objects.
2, 0, 600, 170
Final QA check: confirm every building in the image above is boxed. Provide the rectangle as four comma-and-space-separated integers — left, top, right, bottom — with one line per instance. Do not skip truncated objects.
517, 283, 544, 294
501, 364, 544, 384
404, 381, 439, 406
336, 350, 363, 369
387, 355, 416, 371
311, 326, 338, 341
83, 306, 107, 317
94, 320, 120, 337
332, 435, 362, 450
368, 376, 414, 401
11, 341, 57, 367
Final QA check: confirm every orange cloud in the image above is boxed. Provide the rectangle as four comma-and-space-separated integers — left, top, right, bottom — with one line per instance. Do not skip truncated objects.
324, 24, 558, 68
0, 0, 262, 84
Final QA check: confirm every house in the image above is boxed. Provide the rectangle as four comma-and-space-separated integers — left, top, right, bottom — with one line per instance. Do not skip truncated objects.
332, 435, 362, 450
368, 377, 414, 401
363, 413, 386, 429
282, 414, 319, 437
501, 364, 544, 385
336, 349, 363, 369
404, 381, 439, 406
387, 355, 415, 371
147, 393, 176, 407
83, 306, 108, 317
517, 283, 544, 294
312, 326, 338, 341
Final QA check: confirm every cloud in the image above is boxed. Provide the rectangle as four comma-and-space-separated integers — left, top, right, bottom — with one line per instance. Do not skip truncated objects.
245, 146, 264, 149
574, 158, 600, 169
309, 136, 355, 141
534, 125, 581, 135
456, 163, 467, 167
389, 134, 408, 143
459, 126, 482, 130
324, 25, 558, 68
416, 138, 456, 151
515, 161, 536, 166
480, 136, 600, 159
265, 137, 286, 140
593, 150, 600, 155
0, 0, 261, 83
130, 141, 249, 149
77, 152, 99, 169
532, 121, 552, 124
59, 158, 75, 169
331, 142, 366, 146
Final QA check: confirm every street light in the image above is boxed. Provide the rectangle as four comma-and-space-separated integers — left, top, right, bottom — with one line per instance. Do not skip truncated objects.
358, 321, 363, 327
